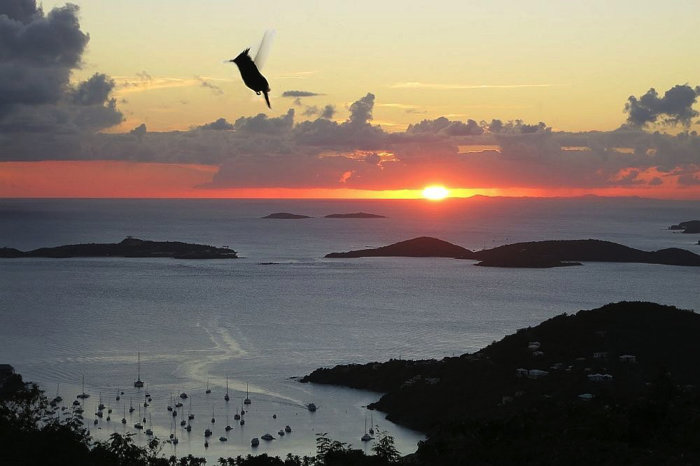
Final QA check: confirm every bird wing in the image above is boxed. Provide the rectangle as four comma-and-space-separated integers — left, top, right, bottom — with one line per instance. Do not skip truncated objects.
253, 30, 276, 70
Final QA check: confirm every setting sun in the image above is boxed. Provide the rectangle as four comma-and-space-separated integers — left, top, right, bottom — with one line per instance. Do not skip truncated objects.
422, 185, 450, 201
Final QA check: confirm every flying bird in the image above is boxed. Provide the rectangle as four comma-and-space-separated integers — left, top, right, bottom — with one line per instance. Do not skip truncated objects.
229, 31, 275, 109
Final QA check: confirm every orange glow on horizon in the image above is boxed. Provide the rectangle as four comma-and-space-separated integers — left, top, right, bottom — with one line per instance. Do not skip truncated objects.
1, 161, 699, 200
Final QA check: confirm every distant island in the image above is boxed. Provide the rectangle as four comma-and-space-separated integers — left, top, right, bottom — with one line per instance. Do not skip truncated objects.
324, 212, 386, 219
325, 236, 700, 267
325, 236, 471, 258
0, 237, 238, 259
669, 220, 700, 233
262, 212, 312, 219
301, 301, 700, 464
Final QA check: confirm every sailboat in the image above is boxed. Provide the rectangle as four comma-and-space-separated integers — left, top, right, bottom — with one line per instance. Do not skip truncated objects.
210, 406, 215, 424
243, 383, 251, 405
361, 412, 373, 441
77, 375, 89, 399
134, 405, 143, 430
369, 411, 374, 435
115, 388, 120, 402
121, 405, 126, 424
225, 412, 232, 432
188, 397, 195, 420
145, 414, 154, 436
134, 352, 144, 388
205, 377, 211, 395
224, 376, 230, 402
128, 398, 135, 414
50, 383, 62, 406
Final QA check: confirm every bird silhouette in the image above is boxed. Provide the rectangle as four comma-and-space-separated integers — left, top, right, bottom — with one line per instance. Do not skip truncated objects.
230, 48, 271, 109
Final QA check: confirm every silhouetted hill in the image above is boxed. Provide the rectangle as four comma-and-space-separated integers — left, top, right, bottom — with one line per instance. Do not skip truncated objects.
326, 237, 700, 266
669, 220, 700, 233
325, 236, 472, 258
0, 237, 238, 259
324, 212, 386, 218
470, 239, 700, 267
262, 212, 312, 219
302, 302, 700, 465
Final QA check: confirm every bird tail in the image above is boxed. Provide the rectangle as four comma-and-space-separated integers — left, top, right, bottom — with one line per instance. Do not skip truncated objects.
263, 91, 271, 109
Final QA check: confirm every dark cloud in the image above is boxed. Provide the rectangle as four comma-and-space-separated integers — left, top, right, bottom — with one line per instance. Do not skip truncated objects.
198, 118, 233, 131
71, 73, 115, 106
320, 104, 335, 119
303, 106, 319, 117
233, 109, 294, 134
625, 84, 699, 127
0, 0, 41, 24
348, 93, 374, 126
130, 123, 147, 136
282, 90, 322, 98
407, 117, 484, 136
0, 1, 122, 159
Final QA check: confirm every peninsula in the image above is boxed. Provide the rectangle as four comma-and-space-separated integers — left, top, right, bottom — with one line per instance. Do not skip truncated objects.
0, 237, 238, 259
302, 301, 700, 464
325, 237, 700, 267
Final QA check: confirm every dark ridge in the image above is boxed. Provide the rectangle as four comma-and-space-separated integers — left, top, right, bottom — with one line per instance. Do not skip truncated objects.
469, 239, 700, 267
669, 220, 700, 233
0, 237, 238, 259
262, 212, 312, 219
324, 212, 386, 219
325, 236, 472, 258
301, 301, 700, 431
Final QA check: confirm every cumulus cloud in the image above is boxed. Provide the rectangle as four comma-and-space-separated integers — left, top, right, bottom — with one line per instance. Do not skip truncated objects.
0, 0, 122, 157
198, 118, 233, 131
1, 81, 698, 194
625, 84, 699, 127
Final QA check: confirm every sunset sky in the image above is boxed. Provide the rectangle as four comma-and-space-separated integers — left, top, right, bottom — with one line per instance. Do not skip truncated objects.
1, 0, 699, 199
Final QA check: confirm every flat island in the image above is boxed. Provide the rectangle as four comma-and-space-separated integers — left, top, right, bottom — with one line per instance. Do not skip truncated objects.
324, 212, 386, 219
0, 237, 238, 259
326, 236, 700, 267
262, 212, 312, 219
301, 301, 700, 464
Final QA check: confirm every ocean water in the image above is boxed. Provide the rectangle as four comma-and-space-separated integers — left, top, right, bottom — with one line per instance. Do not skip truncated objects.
0, 197, 698, 461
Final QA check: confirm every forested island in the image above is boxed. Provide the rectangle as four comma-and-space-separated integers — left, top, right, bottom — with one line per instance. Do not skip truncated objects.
302, 301, 700, 465
326, 236, 700, 267
0, 237, 238, 259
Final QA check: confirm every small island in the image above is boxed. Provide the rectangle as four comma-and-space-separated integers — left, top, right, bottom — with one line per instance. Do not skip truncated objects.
669, 220, 700, 233
325, 236, 471, 258
325, 237, 700, 267
301, 301, 700, 464
324, 212, 386, 219
262, 212, 312, 219
0, 237, 238, 259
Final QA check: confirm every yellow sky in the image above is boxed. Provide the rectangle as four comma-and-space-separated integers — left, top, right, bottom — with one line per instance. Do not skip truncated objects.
40, 0, 700, 133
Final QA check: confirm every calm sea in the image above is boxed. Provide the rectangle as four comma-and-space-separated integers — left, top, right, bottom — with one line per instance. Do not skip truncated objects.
1, 197, 698, 461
